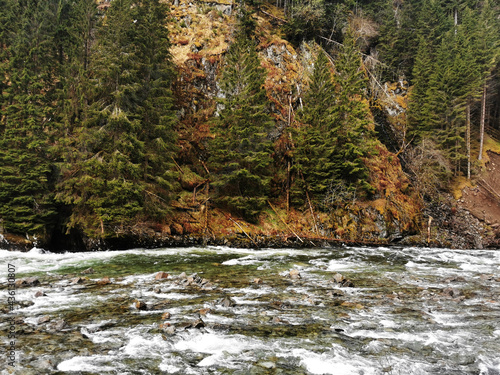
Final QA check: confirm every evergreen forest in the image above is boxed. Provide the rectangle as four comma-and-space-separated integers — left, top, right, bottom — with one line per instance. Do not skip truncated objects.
1, 0, 500, 250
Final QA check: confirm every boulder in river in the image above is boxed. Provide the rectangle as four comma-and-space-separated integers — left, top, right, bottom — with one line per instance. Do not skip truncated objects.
135, 301, 148, 310
70, 277, 85, 285
49, 319, 69, 331
332, 273, 355, 287
38, 315, 51, 324
289, 269, 301, 279
199, 308, 211, 315
16, 277, 40, 287
162, 325, 176, 336
218, 296, 236, 308
155, 271, 169, 280
161, 312, 171, 320
34, 291, 47, 298
97, 277, 111, 285
81, 267, 95, 275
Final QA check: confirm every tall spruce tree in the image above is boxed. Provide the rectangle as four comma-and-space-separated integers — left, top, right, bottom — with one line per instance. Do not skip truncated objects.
208, 17, 274, 222
294, 50, 339, 207
56, 0, 177, 236
334, 27, 373, 194
0, 0, 59, 236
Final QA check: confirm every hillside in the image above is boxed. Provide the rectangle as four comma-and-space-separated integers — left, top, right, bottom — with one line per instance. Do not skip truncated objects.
1, 0, 500, 251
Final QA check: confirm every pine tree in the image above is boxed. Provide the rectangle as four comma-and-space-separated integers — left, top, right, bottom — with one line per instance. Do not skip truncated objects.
334, 27, 373, 193
0, 0, 59, 236
208, 20, 274, 223
131, 0, 178, 219
56, 0, 177, 236
294, 50, 339, 207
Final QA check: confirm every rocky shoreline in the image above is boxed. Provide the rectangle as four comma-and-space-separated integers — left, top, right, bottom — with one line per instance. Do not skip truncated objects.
1, 228, 497, 253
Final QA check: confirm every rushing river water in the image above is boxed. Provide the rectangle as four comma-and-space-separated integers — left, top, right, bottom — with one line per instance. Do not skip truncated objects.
0, 245, 499, 374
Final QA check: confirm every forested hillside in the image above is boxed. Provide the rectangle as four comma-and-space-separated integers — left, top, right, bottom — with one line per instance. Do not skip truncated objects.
1, 0, 500, 251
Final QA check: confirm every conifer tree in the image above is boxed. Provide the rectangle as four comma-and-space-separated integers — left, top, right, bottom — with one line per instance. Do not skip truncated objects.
208, 17, 274, 222
334, 27, 373, 194
294, 50, 339, 206
56, 0, 177, 236
0, 0, 59, 235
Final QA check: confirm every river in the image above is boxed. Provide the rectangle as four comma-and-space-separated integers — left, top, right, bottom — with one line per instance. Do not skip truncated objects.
1, 245, 499, 374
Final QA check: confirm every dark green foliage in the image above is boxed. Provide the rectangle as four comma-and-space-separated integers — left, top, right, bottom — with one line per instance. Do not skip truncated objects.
0, 0, 59, 235
283, 0, 326, 44
294, 34, 374, 210
56, 0, 177, 236
294, 50, 339, 206
334, 28, 373, 192
208, 24, 274, 222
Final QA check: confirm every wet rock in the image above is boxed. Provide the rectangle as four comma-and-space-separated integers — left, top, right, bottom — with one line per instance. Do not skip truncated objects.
153, 286, 162, 293
49, 319, 68, 331
135, 301, 148, 310
272, 316, 282, 324
97, 277, 111, 285
161, 312, 171, 320
70, 277, 85, 285
15, 279, 28, 287
479, 274, 494, 281
32, 358, 55, 371
444, 276, 466, 283
332, 273, 355, 287
190, 318, 205, 329
81, 267, 95, 275
199, 308, 211, 316
443, 287, 464, 298
34, 291, 47, 298
253, 278, 263, 284
38, 315, 51, 324
26, 276, 40, 286
341, 279, 355, 287
289, 269, 301, 279
332, 273, 345, 284
18, 300, 35, 308
155, 271, 169, 280
341, 301, 364, 309
15, 277, 40, 287
218, 296, 236, 308
258, 361, 276, 369
162, 325, 176, 336
327, 289, 345, 298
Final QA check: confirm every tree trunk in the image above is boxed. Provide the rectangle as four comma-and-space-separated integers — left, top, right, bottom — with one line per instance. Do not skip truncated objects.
478, 83, 487, 161
466, 100, 471, 180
